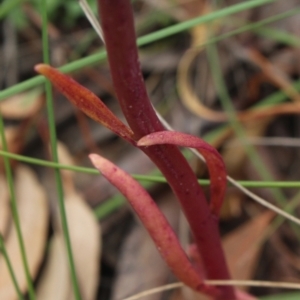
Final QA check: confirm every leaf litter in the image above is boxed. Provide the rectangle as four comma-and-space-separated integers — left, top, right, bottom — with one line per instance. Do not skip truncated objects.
0, 165, 49, 299
36, 142, 101, 300
0, 138, 101, 299
2, 0, 300, 299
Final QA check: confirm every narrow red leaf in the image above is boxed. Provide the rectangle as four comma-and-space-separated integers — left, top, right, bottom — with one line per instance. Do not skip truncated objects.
137, 131, 227, 217
35, 64, 134, 143
89, 153, 219, 297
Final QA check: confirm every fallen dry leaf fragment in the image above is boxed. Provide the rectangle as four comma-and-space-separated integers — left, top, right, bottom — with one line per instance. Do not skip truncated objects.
179, 211, 273, 300
223, 211, 274, 282
0, 165, 49, 299
65, 192, 101, 300
0, 173, 10, 236
58, 141, 101, 300
56, 142, 76, 194
36, 141, 101, 300
36, 182, 101, 300
246, 48, 300, 103
0, 88, 44, 119
36, 234, 71, 300
178, 47, 227, 122
0, 126, 24, 171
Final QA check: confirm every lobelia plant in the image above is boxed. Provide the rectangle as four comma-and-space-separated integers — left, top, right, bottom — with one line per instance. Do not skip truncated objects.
35, 0, 257, 299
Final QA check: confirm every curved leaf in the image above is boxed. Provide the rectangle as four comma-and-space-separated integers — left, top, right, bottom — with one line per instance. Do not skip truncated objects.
89, 153, 218, 296
137, 131, 227, 217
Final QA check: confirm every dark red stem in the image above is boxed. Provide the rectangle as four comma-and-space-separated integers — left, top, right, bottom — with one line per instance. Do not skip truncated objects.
98, 1, 235, 298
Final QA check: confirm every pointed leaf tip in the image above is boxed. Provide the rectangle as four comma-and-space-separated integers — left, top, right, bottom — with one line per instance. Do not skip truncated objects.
89, 154, 104, 171
89, 153, 98, 165
34, 63, 49, 74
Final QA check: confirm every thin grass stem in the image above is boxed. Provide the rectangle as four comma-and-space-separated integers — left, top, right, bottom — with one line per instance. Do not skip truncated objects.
0, 0, 286, 102
206, 39, 287, 206
0, 0, 23, 19
2, 149, 300, 188
40, 1, 81, 299
217, 7, 300, 47
136, 0, 276, 46
0, 114, 35, 300
255, 27, 300, 47
205, 40, 300, 232
0, 234, 25, 300
265, 189, 300, 242
155, 113, 300, 227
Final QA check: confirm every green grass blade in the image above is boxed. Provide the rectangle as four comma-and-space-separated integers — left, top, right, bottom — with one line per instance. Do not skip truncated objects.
0, 234, 25, 300
40, 1, 81, 299
0, 0, 24, 20
203, 8, 300, 50
2, 149, 300, 188
94, 195, 126, 220
0, 0, 280, 101
136, 0, 276, 46
206, 39, 287, 206
255, 27, 300, 47
260, 292, 300, 300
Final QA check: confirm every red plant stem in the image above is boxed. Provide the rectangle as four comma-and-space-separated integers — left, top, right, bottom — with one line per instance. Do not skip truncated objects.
98, 1, 235, 298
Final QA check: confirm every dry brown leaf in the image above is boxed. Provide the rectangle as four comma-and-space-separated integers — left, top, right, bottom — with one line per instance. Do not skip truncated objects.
177, 47, 227, 122
36, 141, 101, 300
56, 142, 76, 194
269, 234, 300, 273
36, 185, 101, 300
176, 1, 227, 123
223, 211, 274, 282
0, 165, 49, 299
143, 0, 189, 22
220, 190, 243, 220
0, 173, 10, 236
176, 2, 229, 123
178, 45, 300, 124
0, 127, 24, 171
246, 48, 300, 103
180, 212, 273, 300
65, 192, 101, 300
36, 234, 71, 300
177, 6, 300, 125
0, 89, 44, 119
222, 118, 271, 177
